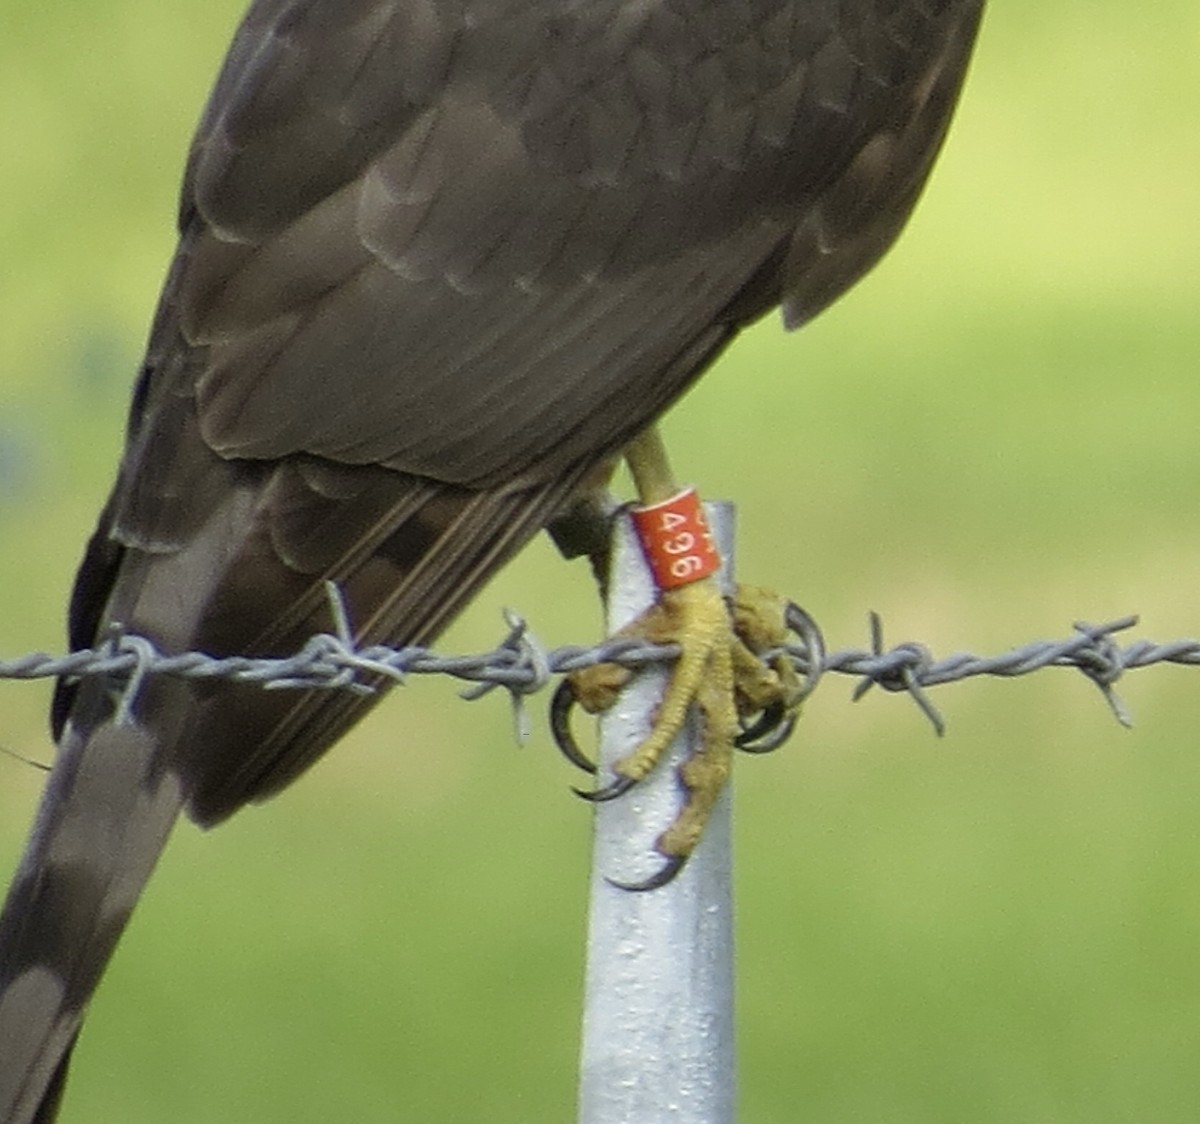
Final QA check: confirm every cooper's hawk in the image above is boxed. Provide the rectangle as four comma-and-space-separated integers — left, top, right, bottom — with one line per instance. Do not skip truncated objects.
0, 0, 985, 1118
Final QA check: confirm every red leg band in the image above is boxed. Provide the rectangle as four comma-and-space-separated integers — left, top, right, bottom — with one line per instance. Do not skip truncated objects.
630, 487, 721, 590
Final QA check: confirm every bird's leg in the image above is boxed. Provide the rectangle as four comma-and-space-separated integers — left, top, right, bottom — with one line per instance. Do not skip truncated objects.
564, 428, 804, 888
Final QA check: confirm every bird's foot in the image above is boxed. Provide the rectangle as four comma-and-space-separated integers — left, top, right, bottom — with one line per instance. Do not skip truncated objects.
554, 581, 806, 889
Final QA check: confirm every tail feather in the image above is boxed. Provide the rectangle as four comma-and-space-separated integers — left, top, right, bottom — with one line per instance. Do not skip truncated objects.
0, 707, 186, 1122
0, 450, 588, 1122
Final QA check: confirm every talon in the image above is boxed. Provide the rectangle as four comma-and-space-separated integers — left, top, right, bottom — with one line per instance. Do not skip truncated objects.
550, 679, 596, 774
784, 601, 826, 697
735, 700, 797, 753
785, 600, 820, 642
743, 710, 798, 754
606, 854, 687, 893
573, 774, 638, 802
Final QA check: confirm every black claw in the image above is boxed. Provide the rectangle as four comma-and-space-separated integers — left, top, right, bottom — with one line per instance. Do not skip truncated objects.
785, 601, 826, 698
572, 774, 638, 802
735, 700, 783, 748
606, 854, 688, 892
550, 679, 597, 774
736, 703, 798, 754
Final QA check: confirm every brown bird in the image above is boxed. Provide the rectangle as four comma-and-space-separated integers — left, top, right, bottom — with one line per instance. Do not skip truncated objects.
0, 0, 985, 1118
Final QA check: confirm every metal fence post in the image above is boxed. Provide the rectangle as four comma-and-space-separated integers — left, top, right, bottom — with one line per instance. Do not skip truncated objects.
578, 502, 737, 1124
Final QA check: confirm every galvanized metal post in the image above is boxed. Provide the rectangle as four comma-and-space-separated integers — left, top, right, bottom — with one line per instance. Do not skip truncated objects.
578, 502, 736, 1124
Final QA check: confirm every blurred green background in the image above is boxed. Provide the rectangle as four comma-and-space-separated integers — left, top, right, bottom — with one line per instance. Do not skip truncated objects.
2, 2, 1198, 1120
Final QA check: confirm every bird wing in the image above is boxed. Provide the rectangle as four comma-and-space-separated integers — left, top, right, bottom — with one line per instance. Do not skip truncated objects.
78, 0, 984, 817
151, 0, 984, 487
0, 0, 986, 1119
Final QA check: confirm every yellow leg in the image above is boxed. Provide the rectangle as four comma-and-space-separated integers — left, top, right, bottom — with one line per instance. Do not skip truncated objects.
567, 427, 804, 887
623, 427, 677, 504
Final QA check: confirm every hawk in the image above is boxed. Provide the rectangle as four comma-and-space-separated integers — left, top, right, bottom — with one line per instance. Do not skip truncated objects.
0, 0, 985, 1118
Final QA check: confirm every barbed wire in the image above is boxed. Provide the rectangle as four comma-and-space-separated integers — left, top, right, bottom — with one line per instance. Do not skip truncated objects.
1, 584, 1197, 743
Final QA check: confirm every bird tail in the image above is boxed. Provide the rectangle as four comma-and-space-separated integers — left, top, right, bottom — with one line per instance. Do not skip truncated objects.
0, 453, 593, 1122
0, 686, 186, 1123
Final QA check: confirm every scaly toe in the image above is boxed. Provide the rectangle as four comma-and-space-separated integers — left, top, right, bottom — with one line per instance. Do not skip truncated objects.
568, 661, 634, 714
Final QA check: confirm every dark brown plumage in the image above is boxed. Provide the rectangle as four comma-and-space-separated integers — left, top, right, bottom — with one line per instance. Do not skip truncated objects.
0, 0, 985, 1118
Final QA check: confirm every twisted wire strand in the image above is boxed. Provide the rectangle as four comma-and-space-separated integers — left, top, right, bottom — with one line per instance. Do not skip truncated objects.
1, 585, 1196, 740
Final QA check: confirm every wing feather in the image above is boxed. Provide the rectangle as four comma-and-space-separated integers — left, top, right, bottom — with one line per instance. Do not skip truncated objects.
6, 5, 989, 1119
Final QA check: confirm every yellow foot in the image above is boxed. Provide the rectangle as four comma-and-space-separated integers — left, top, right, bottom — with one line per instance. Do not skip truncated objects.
553, 580, 811, 890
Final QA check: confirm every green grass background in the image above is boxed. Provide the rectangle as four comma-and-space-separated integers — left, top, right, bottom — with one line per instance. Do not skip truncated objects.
2, 2, 1198, 1120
